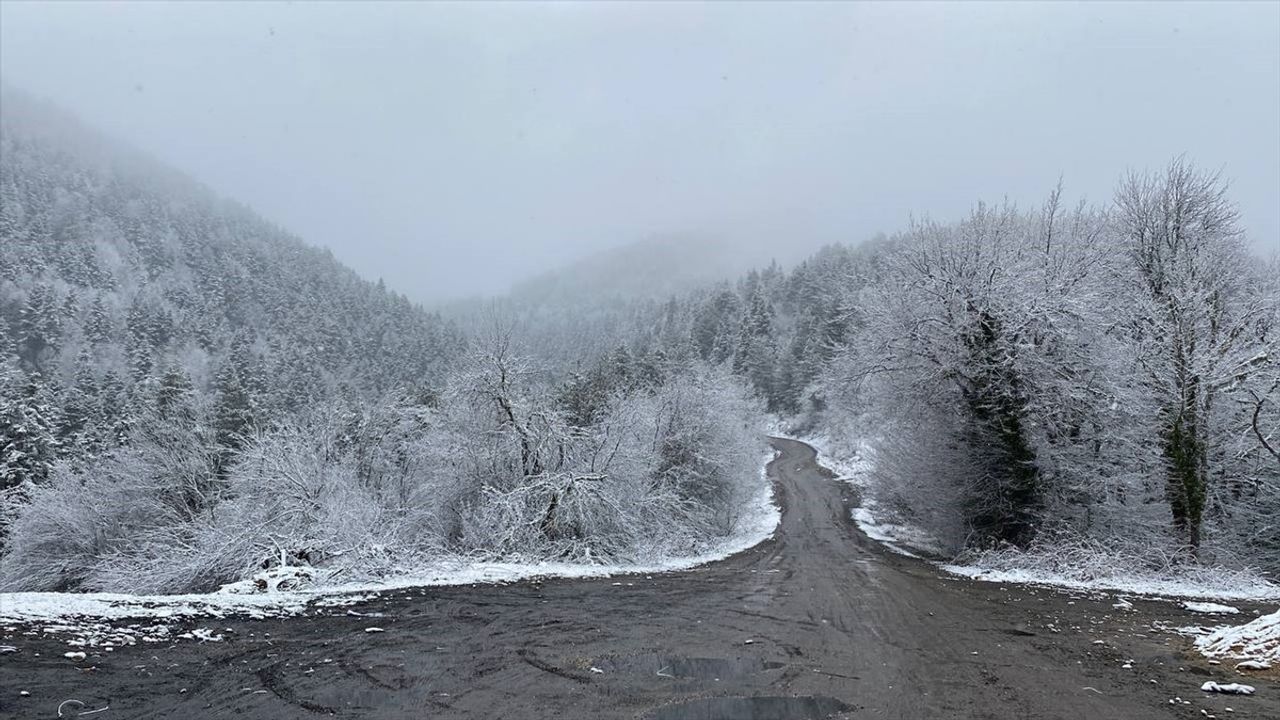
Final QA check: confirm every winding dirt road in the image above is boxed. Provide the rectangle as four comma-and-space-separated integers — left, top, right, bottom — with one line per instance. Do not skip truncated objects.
2, 438, 1276, 719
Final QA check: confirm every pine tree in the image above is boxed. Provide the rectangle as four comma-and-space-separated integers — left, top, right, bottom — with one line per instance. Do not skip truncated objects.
155, 366, 196, 421
97, 371, 133, 448
58, 349, 100, 454
733, 290, 779, 407
0, 371, 60, 491
17, 284, 59, 373
85, 296, 113, 344
607, 345, 634, 390
127, 333, 154, 383
213, 363, 255, 461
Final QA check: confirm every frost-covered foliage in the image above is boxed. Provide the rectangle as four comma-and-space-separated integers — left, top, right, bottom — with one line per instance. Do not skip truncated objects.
431, 323, 763, 564
0, 335, 764, 592
826, 194, 1143, 551
813, 166, 1280, 573
440, 344, 761, 564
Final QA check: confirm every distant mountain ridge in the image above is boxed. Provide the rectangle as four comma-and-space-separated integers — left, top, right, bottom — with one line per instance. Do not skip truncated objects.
507, 233, 818, 305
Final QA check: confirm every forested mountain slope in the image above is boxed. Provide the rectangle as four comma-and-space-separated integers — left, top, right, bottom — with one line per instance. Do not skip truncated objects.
0, 86, 461, 484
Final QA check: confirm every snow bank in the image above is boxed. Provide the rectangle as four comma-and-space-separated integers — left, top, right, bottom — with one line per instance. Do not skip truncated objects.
941, 563, 1280, 602
1183, 601, 1241, 615
0, 452, 780, 626
1195, 609, 1280, 663
0, 588, 312, 624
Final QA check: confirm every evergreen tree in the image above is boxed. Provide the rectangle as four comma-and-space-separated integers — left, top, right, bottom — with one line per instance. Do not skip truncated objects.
733, 289, 779, 407
17, 283, 59, 373
58, 349, 100, 454
156, 366, 197, 421
97, 371, 133, 448
213, 363, 255, 460
0, 371, 60, 491
85, 295, 114, 344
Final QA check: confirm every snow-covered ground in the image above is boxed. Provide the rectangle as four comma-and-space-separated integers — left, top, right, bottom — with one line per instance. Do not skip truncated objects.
1194, 609, 1280, 664
0, 452, 781, 630
1182, 601, 1241, 615
941, 564, 1280, 602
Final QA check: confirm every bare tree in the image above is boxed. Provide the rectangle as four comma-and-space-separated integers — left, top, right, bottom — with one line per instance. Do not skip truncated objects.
1115, 159, 1275, 555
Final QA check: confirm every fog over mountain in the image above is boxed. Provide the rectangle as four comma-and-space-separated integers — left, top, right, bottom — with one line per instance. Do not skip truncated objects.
2, 2, 1276, 304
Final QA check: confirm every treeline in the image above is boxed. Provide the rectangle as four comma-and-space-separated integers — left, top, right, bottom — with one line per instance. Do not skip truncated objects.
485, 245, 862, 417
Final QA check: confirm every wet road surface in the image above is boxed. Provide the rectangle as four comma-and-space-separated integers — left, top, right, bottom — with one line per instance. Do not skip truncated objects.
3, 437, 1277, 719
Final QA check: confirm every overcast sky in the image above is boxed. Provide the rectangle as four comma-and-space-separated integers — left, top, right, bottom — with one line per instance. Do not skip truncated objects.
2, 2, 1277, 303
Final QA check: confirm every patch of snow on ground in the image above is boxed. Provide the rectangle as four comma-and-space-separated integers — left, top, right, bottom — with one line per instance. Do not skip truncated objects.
0, 450, 781, 629
1200, 681, 1255, 695
0, 588, 311, 624
218, 565, 316, 594
1195, 609, 1280, 664
1183, 601, 1241, 614
941, 564, 1280, 602
850, 508, 922, 559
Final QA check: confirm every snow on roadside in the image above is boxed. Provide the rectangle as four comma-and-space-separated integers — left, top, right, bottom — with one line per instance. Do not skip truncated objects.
1195, 609, 1280, 664
940, 564, 1280, 602
1183, 601, 1241, 615
793, 431, 872, 488
0, 450, 781, 632
786, 433, 1280, 603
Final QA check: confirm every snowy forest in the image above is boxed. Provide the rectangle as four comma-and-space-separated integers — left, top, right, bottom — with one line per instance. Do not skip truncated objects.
1, 85, 1278, 596
506, 174, 1280, 578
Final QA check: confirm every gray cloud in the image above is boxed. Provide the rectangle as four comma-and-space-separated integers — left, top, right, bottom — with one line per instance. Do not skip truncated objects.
3, 2, 1277, 302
